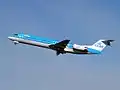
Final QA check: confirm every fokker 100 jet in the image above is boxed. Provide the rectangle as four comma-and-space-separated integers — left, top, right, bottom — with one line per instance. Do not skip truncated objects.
8, 33, 114, 55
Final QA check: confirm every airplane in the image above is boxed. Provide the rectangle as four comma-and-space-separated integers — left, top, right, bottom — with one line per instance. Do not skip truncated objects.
8, 33, 114, 56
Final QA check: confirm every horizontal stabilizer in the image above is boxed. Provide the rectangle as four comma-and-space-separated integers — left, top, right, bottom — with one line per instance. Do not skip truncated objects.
102, 40, 115, 46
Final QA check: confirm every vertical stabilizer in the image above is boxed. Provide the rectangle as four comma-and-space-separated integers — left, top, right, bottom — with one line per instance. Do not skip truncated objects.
91, 40, 114, 52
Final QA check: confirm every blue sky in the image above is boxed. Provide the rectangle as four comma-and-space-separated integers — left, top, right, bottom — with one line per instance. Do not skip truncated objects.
0, 0, 120, 90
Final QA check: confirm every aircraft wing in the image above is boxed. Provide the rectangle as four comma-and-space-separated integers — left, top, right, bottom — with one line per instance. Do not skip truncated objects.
53, 39, 70, 48
49, 39, 70, 55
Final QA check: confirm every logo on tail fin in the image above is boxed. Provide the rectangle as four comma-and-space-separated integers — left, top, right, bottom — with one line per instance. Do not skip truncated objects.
92, 40, 107, 52
94, 42, 104, 49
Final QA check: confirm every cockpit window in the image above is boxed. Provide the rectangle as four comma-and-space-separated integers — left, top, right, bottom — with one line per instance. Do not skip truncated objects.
13, 34, 18, 36
13, 34, 18, 37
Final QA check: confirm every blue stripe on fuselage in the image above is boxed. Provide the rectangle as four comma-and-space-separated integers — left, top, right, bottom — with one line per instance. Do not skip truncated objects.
16, 33, 58, 44
87, 48, 101, 54
12, 33, 73, 48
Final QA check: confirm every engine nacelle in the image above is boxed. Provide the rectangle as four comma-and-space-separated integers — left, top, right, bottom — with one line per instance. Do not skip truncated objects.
73, 44, 87, 51
13, 41, 19, 45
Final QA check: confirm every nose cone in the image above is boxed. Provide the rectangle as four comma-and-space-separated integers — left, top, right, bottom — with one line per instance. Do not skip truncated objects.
8, 36, 11, 39
8, 36, 14, 40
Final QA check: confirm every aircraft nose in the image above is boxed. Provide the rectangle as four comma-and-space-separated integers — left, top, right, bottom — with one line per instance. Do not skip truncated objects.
8, 36, 14, 40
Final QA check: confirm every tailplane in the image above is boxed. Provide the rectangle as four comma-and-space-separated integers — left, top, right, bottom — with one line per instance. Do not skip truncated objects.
91, 39, 114, 52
